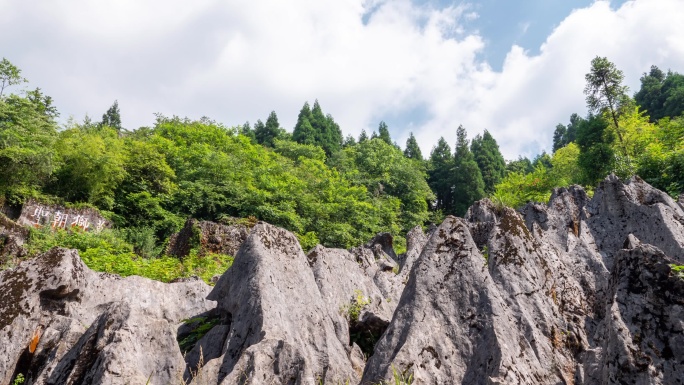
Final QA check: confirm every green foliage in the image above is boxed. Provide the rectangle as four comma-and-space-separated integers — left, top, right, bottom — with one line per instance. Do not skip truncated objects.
49, 124, 127, 209
635, 66, 684, 122
254, 111, 286, 148
403, 132, 423, 161
178, 315, 221, 353
585, 56, 632, 173
341, 289, 371, 323
12, 373, 25, 385
428, 137, 453, 212
377, 121, 392, 145
671, 264, 684, 279
0, 92, 58, 202
0, 58, 27, 97
506, 156, 533, 175
332, 138, 434, 232
26, 227, 232, 284
491, 165, 554, 208
101, 100, 122, 131
383, 366, 414, 385
273, 138, 326, 163
296, 231, 320, 252
292, 100, 342, 156
576, 114, 615, 185
471, 129, 505, 194
585, 57, 629, 122
452, 125, 485, 216
550, 143, 584, 186
553, 114, 582, 152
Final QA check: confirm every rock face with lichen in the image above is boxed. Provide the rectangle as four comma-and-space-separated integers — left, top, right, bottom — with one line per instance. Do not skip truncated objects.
1, 175, 684, 385
362, 175, 684, 385
166, 218, 251, 259
0, 248, 214, 385
199, 222, 358, 384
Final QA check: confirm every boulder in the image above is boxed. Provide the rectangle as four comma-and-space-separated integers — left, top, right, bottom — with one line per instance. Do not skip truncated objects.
585, 175, 684, 268
167, 218, 250, 258
0, 213, 28, 265
0, 248, 214, 385
581, 239, 684, 384
350, 233, 404, 306
308, 245, 396, 369
203, 222, 357, 384
361, 216, 549, 384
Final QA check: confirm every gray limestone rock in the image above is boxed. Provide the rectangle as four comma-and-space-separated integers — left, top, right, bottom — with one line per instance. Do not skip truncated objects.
308, 245, 395, 356
579, 239, 684, 384
361, 216, 548, 384
206, 222, 357, 384
0, 248, 214, 385
398, 225, 427, 276
586, 175, 684, 267
167, 218, 250, 259
3, 175, 684, 385
350, 233, 404, 306
0, 213, 29, 265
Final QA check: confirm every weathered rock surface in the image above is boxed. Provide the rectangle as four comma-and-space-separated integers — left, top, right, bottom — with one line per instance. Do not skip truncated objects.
0, 213, 28, 264
2, 175, 684, 385
167, 218, 250, 258
350, 233, 405, 306
362, 216, 556, 384
581, 238, 684, 384
364, 175, 684, 384
585, 175, 684, 267
0, 248, 214, 385
308, 245, 396, 370
201, 222, 357, 384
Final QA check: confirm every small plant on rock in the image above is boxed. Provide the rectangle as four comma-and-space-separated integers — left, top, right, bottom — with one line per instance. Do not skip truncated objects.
671, 264, 684, 279
341, 289, 371, 323
381, 365, 413, 385
12, 374, 25, 385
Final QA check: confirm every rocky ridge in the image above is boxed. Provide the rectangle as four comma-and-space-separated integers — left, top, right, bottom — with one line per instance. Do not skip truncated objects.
0, 175, 683, 384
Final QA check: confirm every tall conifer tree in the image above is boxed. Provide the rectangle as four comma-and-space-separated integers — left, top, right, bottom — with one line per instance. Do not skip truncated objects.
452, 125, 485, 216
293, 102, 316, 145
255, 110, 281, 147
470, 130, 505, 194
404, 132, 423, 161
378, 121, 392, 145
428, 137, 453, 212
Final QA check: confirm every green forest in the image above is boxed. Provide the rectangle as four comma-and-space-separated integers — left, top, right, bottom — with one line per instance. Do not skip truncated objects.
1, 56, 683, 282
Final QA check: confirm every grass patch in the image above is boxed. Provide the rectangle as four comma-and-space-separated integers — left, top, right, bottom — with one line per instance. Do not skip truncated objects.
24, 226, 232, 284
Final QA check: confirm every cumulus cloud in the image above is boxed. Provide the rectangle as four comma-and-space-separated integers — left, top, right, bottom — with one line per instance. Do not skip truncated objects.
1, 0, 683, 159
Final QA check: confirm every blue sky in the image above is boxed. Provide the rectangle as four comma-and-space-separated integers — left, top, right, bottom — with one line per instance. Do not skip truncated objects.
460, 0, 629, 70
1, 0, 683, 159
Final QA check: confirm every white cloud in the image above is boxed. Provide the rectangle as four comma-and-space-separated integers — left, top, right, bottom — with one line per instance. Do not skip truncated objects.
1, 0, 683, 159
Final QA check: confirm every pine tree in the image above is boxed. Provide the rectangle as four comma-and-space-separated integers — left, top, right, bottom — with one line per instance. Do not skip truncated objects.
552, 124, 567, 152
101, 100, 122, 131
343, 134, 356, 147
240, 121, 256, 142
470, 130, 505, 194
428, 137, 453, 213
452, 125, 485, 216
553, 113, 583, 151
358, 129, 369, 143
293, 100, 341, 155
378, 121, 392, 145
255, 111, 282, 147
404, 132, 423, 161
323, 113, 343, 155
293, 102, 316, 145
